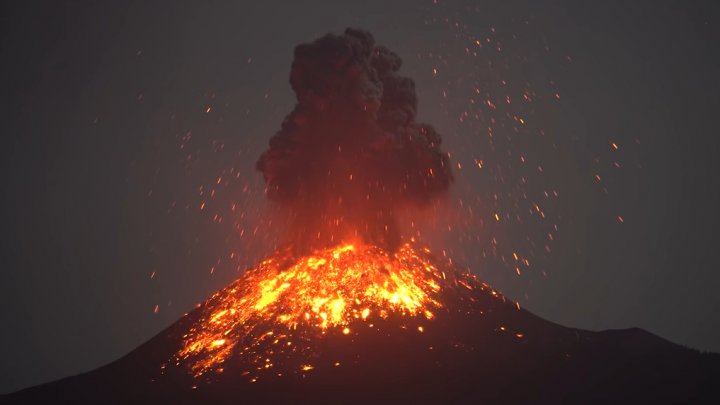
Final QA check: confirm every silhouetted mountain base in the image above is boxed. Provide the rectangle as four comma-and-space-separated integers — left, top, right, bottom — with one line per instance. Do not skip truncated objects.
4, 280, 719, 404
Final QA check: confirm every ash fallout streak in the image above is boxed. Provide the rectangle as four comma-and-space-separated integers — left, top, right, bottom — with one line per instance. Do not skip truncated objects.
257, 28, 453, 254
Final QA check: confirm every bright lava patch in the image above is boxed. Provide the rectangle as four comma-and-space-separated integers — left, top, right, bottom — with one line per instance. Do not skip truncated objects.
172, 243, 486, 378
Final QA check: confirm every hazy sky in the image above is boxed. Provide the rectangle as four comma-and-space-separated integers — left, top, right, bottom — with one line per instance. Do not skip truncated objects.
2, 0, 719, 394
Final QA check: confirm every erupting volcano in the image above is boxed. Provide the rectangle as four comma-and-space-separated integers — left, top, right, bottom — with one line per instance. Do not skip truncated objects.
5, 28, 719, 404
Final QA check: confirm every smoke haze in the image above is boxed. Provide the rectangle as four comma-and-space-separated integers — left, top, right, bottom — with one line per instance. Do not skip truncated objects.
257, 28, 453, 253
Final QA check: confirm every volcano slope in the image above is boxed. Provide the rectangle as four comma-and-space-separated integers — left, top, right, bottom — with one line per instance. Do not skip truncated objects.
4, 244, 719, 404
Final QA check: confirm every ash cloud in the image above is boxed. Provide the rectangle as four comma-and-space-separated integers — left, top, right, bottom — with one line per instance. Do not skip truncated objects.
257, 28, 452, 253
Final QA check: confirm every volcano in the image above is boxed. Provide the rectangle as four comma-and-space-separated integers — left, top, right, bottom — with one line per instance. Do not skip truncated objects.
4, 243, 719, 404
5, 28, 718, 404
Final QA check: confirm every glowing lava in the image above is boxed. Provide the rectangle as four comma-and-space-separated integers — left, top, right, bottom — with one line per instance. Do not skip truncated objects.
173, 243, 488, 378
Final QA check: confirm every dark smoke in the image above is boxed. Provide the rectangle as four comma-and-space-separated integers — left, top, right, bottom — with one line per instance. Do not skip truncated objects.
257, 28, 453, 253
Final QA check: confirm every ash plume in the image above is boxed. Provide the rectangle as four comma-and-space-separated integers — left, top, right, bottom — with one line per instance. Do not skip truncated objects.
257, 28, 453, 253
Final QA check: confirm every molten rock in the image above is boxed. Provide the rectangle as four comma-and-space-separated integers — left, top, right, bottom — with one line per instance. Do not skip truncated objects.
174, 243, 476, 379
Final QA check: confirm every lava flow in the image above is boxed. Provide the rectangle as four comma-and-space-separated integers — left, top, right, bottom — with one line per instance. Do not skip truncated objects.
172, 242, 494, 380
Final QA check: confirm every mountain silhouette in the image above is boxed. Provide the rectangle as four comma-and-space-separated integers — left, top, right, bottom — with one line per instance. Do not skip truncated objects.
4, 245, 719, 404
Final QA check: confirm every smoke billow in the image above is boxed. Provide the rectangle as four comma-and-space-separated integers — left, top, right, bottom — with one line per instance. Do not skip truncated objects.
257, 28, 453, 253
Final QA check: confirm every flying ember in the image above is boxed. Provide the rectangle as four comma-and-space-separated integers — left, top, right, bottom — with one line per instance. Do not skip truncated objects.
173, 242, 488, 379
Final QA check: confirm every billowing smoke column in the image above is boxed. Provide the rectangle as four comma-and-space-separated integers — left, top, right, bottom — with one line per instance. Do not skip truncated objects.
257, 28, 453, 254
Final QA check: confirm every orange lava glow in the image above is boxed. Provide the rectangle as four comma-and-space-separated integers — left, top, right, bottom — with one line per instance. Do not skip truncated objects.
173, 243, 479, 378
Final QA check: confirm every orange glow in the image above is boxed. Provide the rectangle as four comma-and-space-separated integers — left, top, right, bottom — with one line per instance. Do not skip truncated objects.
172, 243, 483, 378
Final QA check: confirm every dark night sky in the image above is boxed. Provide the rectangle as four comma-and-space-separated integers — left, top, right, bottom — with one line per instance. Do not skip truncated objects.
2, 0, 719, 394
